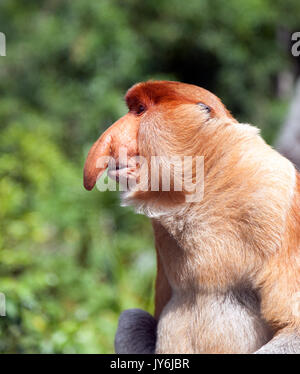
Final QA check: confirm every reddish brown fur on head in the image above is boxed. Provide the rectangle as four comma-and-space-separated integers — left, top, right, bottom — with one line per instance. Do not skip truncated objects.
125, 80, 234, 120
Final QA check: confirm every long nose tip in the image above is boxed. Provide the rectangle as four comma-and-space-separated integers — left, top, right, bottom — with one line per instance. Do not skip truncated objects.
83, 155, 100, 191
83, 173, 96, 191
83, 132, 112, 191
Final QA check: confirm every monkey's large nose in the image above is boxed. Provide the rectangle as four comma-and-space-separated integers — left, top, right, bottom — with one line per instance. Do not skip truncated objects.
83, 113, 139, 191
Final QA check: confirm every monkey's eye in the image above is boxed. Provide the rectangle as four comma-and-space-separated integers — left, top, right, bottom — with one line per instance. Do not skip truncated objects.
136, 104, 146, 115
197, 102, 211, 113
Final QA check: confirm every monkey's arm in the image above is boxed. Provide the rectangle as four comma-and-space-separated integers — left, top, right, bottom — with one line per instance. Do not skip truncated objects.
254, 248, 300, 354
154, 246, 172, 319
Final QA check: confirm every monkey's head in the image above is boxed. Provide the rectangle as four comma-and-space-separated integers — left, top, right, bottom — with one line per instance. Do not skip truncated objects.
84, 81, 235, 214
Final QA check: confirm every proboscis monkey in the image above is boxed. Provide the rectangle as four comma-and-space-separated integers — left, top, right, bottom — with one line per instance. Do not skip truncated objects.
83, 81, 300, 354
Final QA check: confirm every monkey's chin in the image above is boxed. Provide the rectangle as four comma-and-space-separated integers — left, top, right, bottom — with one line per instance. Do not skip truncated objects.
107, 167, 188, 218
120, 188, 189, 219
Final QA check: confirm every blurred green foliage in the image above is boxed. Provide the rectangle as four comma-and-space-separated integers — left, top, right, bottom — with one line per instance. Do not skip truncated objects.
0, 0, 299, 353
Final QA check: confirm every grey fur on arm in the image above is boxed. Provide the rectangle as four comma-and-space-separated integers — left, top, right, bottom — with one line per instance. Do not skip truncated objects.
114, 309, 157, 354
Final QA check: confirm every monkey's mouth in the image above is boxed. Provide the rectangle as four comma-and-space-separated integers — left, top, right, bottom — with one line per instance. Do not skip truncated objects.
107, 162, 137, 183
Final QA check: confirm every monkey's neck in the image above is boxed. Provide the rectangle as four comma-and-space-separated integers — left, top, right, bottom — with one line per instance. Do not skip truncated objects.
153, 124, 296, 292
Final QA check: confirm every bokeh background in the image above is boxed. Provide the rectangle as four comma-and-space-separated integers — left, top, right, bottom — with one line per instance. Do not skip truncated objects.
0, 0, 300, 353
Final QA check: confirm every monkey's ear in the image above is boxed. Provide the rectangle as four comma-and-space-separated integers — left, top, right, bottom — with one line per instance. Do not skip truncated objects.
196, 102, 211, 113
